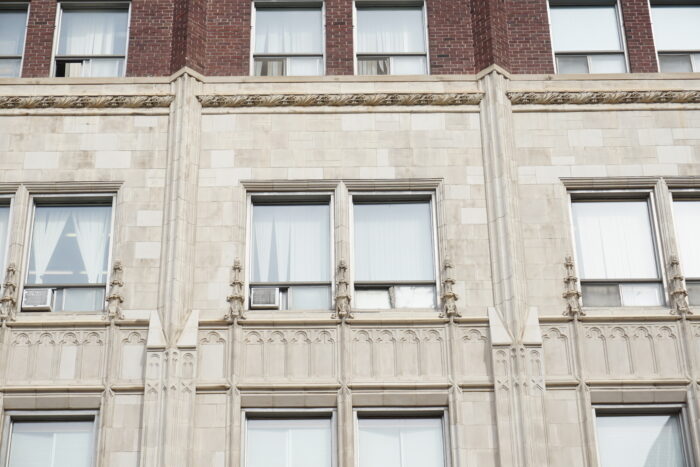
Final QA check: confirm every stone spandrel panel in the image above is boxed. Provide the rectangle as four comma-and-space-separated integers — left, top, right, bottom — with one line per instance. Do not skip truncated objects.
116, 330, 147, 382
193, 394, 228, 467
456, 326, 491, 382
581, 323, 683, 379
541, 325, 575, 380
6, 329, 106, 384
350, 327, 447, 381
544, 390, 586, 467
240, 328, 337, 382
197, 330, 228, 381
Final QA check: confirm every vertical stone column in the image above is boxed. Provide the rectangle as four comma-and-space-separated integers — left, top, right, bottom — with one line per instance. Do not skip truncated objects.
140, 312, 167, 467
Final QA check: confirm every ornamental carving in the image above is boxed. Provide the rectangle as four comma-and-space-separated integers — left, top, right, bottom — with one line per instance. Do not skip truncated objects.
507, 90, 700, 106
106, 260, 125, 321
0, 95, 174, 109
333, 260, 352, 320
668, 256, 690, 315
562, 256, 583, 317
225, 259, 245, 321
0, 263, 18, 322
440, 259, 460, 319
197, 92, 483, 108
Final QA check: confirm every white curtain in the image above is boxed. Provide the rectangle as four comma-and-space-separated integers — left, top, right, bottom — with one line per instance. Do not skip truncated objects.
0, 207, 9, 270
255, 9, 322, 54
391, 56, 427, 75
30, 207, 72, 285
0, 58, 22, 78
73, 206, 111, 284
246, 418, 331, 467
0, 10, 27, 55
86, 58, 125, 78
354, 203, 435, 282
287, 57, 323, 76
674, 201, 700, 278
357, 8, 426, 54
652, 6, 700, 51
58, 10, 128, 56
550, 7, 622, 53
8, 421, 93, 467
572, 201, 659, 280
358, 418, 445, 467
252, 204, 330, 283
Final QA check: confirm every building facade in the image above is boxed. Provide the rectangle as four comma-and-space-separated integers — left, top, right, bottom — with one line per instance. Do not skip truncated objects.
0, 1, 700, 467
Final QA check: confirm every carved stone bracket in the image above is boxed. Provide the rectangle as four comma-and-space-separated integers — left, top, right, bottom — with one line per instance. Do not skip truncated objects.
0, 95, 174, 110
106, 261, 125, 321
333, 260, 352, 320
669, 256, 691, 315
225, 259, 245, 321
507, 90, 700, 106
562, 256, 584, 317
440, 259, 460, 319
0, 263, 18, 323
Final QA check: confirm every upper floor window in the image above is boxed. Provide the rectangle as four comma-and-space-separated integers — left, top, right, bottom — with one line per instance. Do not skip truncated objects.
0, 6, 28, 78
54, 4, 129, 77
673, 199, 700, 305
549, 2, 627, 74
0, 199, 10, 271
651, 5, 700, 72
253, 5, 323, 76
356, 4, 428, 75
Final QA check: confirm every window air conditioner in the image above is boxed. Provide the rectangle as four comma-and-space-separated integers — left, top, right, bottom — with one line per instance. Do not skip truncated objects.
22, 288, 53, 311
250, 287, 279, 309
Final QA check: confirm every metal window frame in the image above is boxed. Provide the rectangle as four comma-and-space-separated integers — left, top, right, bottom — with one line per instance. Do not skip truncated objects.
657, 52, 700, 72
0, 3, 30, 78
669, 191, 700, 308
650, 3, 700, 72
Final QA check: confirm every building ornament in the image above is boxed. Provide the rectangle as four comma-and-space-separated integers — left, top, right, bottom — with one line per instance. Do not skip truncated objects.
197, 92, 483, 108
0, 263, 18, 322
507, 90, 700, 106
106, 260, 125, 321
0, 95, 174, 109
562, 256, 583, 317
669, 256, 691, 315
333, 260, 352, 320
440, 259, 460, 319
225, 259, 245, 321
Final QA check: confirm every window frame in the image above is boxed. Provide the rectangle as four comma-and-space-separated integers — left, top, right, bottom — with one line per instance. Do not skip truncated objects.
0, 3, 30, 78
353, 407, 451, 467
240, 408, 338, 467
51, 1, 131, 78
249, 0, 326, 77
650, 3, 700, 72
0, 410, 100, 467
670, 189, 700, 306
0, 194, 13, 275
21, 193, 116, 313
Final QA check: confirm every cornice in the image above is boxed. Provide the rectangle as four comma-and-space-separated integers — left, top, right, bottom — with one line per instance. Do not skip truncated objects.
507, 90, 700, 105
0, 95, 174, 109
197, 92, 483, 108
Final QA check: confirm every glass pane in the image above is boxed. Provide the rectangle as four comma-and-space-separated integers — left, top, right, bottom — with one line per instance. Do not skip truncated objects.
357, 7, 426, 54
252, 204, 330, 283
673, 201, 700, 278
58, 9, 129, 56
246, 418, 332, 467
287, 57, 323, 76
0, 58, 22, 77
620, 282, 664, 306
694, 54, 700, 72
61, 287, 105, 312
354, 202, 435, 282
589, 54, 626, 73
9, 421, 94, 467
0, 206, 9, 270
0, 9, 27, 55
355, 288, 391, 309
255, 8, 322, 54
596, 414, 687, 467
572, 201, 659, 280
687, 281, 700, 307
391, 56, 427, 75
651, 6, 700, 51
581, 283, 621, 307
86, 58, 124, 77
358, 418, 445, 467
659, 54, 693, 73
550, 7, 622, 52
28, 205, 112, 286
358, 57, 389, 75
289, 286, 330, 310
556, 55, 589, 74
255, 58, 285, 76
394, 285, 436, 308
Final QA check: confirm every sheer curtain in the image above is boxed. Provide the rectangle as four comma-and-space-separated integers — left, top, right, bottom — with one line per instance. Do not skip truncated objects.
358, 418, 445, 467
73, 206, 111, 284
29, 207, 72, 285
255, 9, 322, 55
8, 421, 94, 467
0, 10, 27, 56
0, 206, 9, 270
357, 8, 426, 54
651, 6, 700, 51
246, 418, 331, 467
58, 10, 128, 56
550, 7, 622, 52
673, 201, 700, 278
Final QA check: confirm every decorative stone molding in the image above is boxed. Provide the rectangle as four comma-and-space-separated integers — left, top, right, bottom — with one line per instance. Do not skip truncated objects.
106, 261, 125, 321
198, 92, 483, 108
669, 256, 690, 315
333, 260, 352, 320
0, 95, 174, 109
0, 263, 18, 323
440, 259, 460, 319
562, 256, 583, 317
507, 90, 700, 106
225, 259, 245, 321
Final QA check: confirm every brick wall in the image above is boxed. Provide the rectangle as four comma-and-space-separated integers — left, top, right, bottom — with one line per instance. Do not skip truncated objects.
426, 0, 476, 74
204, 0, 251, 75
506, 0, 555, 74
619, 0, 658, 73
127, 0, 176, 77
21, 0, 56, 77
325, 0, 354, 75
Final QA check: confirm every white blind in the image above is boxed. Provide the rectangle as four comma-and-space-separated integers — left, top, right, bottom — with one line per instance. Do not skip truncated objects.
652, 6, 700, 51
0, 206, 9, 270
58, 9, 128, 56
254, 8, 322, 54
246, 418, 332, 467
572, 201, 659, 280
550, 7, 622, 52
0, 10, 27, 56
358, 418, 445, 467
674, 201, 700, 278
357, 7, 426, 54
9, 421, 94, 467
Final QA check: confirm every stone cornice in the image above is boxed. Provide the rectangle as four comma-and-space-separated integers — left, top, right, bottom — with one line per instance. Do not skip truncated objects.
507, 90, 700, 105
0, 95, 174, 109
197, 92, 483, 108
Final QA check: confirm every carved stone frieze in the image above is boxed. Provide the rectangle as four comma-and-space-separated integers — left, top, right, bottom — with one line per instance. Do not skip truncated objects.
457, 327, 491, 379
507, 90, 700, 106
197, 330, 228, 380
0, 95, 174, 109
541, 326, 574, 378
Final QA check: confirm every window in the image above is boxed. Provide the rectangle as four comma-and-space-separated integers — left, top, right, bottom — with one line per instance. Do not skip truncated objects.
595, 410, 689, 467
651, 5, 700, 72
5, 416, 96, 467
253, 5, 323, 76
0, 199, 10, 272
357, 415, 446, 467
352, 197, 437, 309
24, 197, 113, 312
244, 415, 333, 467
356, 5, 428, 75
249, 198, 331, 310
549, 2, 627, 74
54, 4, 129, 77
571, 199, 664, 307
673, 199, 700, 305
0, 6, 28, 78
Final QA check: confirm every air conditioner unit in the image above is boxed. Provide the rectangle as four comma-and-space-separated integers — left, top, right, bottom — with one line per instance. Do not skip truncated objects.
22, 288, 53, 311
250, 287, 279, 309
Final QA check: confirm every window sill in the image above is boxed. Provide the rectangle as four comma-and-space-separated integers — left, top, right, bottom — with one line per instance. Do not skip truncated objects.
9, 311, 109, 327
577, 306, 678, 321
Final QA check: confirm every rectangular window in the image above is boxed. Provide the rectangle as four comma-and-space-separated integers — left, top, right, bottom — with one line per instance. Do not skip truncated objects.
250, 199, 331, 310
572, 199, 664, 307
357, 416, 446, 467
54, 4, 129, 77
651, 6, 700, 72
244, 416, 333, 467
24, 198, 113, 312
673, 199, 700, 305
0, 6, 28, 78
549, 3, 627, 74
356, 5, 428, 75
352, 198, 437, 309
253, 6, 323, 76
0, 199, 10, 272
595, 411, 689, 467
6, 417, 96, 467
